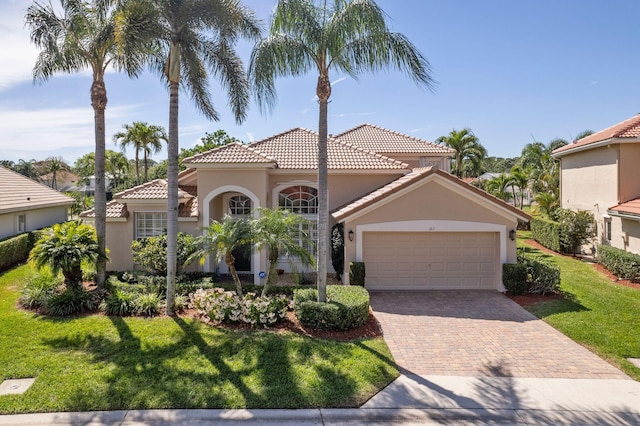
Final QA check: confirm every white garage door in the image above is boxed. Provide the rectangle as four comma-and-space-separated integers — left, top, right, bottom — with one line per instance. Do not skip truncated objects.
363, 232, 499, 290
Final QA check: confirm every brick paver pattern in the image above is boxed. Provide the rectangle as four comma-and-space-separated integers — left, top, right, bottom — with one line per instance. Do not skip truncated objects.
370, 291, 629, 379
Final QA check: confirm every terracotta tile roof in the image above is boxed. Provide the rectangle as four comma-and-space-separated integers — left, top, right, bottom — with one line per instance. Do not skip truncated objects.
184, 127, 408, 170
0, 166, 74, 214
553, 114, 640, 156
79, 182, 198, 219
183, 142, 276, 165
332, 166, 531, 223
334, 124, 455, 155
608, 199, 640, 217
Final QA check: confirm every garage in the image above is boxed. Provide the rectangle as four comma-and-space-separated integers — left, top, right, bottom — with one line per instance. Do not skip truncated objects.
363, 231, 499, 290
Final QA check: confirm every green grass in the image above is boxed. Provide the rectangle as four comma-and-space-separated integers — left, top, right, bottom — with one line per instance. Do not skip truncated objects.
0, 265, 398, 414
518, 240, 640, 380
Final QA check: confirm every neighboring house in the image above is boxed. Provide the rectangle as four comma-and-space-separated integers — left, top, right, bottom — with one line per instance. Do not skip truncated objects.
40, 171, 80, 192
553, 114, 640, 254
82, 124, 529, 291
0, 166, 74, 240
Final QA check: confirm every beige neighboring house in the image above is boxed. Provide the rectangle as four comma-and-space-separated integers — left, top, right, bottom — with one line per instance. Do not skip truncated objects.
0, 166, 74, 240
553, 114, 640, 254
82, 124, 529, 291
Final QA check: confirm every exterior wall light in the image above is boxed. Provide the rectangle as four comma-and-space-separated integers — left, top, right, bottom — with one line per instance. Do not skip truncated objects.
348, 229, 354, 241
509, 229, 516, 241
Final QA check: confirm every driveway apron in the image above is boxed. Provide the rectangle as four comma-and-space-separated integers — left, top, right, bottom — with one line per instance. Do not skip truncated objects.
370, 290, 628, 379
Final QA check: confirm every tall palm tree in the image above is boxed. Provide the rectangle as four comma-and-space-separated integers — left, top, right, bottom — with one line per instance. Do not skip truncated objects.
251, 208, 315, 296
249, 0, 433, 302
105, 149, 130, 189
509, 165, 530, 209
436, 128, 487, 178
39, 156, 70, 190
113, 121, 167, 184
26, 0, 149, 289
132, 0, 260, 315
187, 216, 252, 296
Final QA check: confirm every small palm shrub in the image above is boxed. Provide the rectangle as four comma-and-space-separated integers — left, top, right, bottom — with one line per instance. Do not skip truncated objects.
172, 294, 189, 313
20, 269, 63, 309
190, 288, 290, 327
100, 289, 137, 316
134, 293, 162, 316
46, 288, 98, 316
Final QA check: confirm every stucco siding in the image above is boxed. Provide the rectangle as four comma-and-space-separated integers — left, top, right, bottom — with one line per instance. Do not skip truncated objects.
0, 206, 69, 240
106, 220, 133, 271
619, 144, 640, 203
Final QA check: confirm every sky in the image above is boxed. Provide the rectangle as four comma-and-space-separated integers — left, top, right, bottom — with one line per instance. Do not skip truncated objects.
2, 0, 640, 165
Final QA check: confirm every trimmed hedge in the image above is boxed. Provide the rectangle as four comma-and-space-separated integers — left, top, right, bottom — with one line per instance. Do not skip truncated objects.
517, 249, 561, 294
502, 263, 527, 295
0, 230, 44, 272
294, 285, 369, 331
530, 216, 562, 253
349, 262, 366, 287
597, 244, 640, 282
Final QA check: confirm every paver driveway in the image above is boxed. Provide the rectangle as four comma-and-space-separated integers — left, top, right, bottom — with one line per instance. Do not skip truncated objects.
370, 290, 629, 379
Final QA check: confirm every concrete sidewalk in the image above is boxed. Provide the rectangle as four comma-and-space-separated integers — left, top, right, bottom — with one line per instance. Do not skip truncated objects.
3, 374, 640, 425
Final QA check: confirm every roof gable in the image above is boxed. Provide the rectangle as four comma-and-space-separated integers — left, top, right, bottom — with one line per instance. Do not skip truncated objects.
553, 114, 640, 156
183, 142, 276, 165
334, 124, 455, 155
0, 166, 74, 214
332, 166, 530, 223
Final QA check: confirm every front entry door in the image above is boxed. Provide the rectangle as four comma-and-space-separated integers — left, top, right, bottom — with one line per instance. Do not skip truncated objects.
232, 244, 251, 273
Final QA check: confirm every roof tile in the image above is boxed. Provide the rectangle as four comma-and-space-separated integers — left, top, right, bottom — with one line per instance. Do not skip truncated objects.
609, 198, 640, 217
0, 166, 74, 214
334, 124, 455, 155
183, 142, 276, 165
553, 114, 640, 155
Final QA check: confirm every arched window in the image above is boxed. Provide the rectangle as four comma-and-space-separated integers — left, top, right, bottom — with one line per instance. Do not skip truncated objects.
229, 195, 252, 215
278, 186, 318, 214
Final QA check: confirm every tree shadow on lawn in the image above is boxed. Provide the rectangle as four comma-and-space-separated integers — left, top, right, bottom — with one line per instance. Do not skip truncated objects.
40, 315, 386, 410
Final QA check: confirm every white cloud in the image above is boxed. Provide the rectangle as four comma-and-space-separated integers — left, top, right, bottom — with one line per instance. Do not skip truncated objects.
0, 3, 40, 90
588, 80, 599, 87
331, 77, 347, 86
246, 132, 254, 142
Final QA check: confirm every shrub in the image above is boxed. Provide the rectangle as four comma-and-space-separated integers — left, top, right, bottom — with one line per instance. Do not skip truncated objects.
45, 288, 98, 316
20, 269, 63, 309
294, 285, 369, 331
531, 216, 562, 253
597, 245, 640, 282
557, 209, 595, 255
0, 233, 31, 272
100, 289, 137, 316
134, 293, 162, 316
349, 262, 366, 286
517, 250, 561, 294
331, 223, 345, 280
189, 288, 290, 327
502, 263, 527, 295
131, 232, 197, 275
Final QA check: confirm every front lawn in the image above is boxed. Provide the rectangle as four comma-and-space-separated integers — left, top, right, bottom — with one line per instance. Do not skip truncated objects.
518, 238, 640, 380
0, 265, 398, 414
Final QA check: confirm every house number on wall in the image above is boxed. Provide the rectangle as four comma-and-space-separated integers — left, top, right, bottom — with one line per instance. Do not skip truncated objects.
428, 227, 436, 231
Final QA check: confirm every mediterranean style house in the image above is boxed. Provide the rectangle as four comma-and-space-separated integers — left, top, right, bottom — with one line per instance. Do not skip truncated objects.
82, 124, 529, 291
0, 166, 74, 240
553, 114, 640, 255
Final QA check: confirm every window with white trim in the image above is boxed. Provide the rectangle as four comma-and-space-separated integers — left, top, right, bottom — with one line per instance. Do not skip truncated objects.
279, 185, 318, 255
16, 214, 26, 233
135, 212, 167, 239
605, 217, 612, 242
228, 195, 252, 216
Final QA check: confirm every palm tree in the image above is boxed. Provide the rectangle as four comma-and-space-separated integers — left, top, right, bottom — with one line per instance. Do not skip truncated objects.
39, 156, 70, 190
187, 216, 252, 296
29, 221, 100, 291
132, 0, 260, 315
486, 173, 512, 202
249, 0, 433, 302
509, 166, 530, 209
113, 121, 167, 184
436, 128, 487, 178
105, 150, 130, 189
26, 0, 149, 289
251, 208, 315, 296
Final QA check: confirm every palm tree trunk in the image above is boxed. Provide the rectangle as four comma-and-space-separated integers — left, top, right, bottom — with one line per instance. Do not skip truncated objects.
225, 252, 243, 296
135, 150, 140, 185
166, 79, 179, 316
263, 251, 280, 297
316, 75, 330, 303
91, 79, 107, 290
143, 149, 148, 182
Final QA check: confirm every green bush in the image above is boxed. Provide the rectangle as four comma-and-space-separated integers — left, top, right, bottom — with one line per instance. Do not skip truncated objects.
100, 289, 137, 316
294, 285, 369, 331
45, 288, 98, 316
349, 262, 366, 286
331, 223, 345, 280
19, 269, 63, 309
557, 209, 595, 255
597, 245, 640, 282
517, 249, 561, 294
502, 263, 527, 295
134, 293, 162, 316
131, 232, 197, 275
0, 230, 43, 272
531, 216, 562, 253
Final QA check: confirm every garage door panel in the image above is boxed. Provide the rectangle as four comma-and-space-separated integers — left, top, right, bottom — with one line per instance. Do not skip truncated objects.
363, 231, 498, 290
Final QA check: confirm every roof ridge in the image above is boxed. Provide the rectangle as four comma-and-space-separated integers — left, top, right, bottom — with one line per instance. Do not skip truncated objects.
113, 178, 166, 198
335, 123, 453, 152
330, 137, 409, 168
249, 127, 318, 149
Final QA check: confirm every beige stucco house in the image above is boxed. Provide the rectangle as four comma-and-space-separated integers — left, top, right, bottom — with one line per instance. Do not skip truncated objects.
0, 166, 74, 240
553, 114, 640, 254
83, 124, 529, 291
